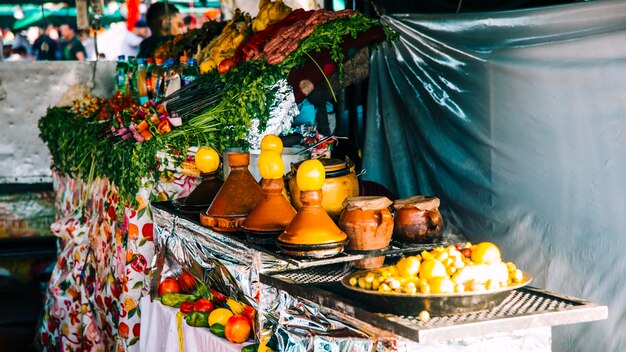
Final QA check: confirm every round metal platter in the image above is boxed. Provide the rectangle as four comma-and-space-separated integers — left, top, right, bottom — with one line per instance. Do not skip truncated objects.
340, 270, 533, 316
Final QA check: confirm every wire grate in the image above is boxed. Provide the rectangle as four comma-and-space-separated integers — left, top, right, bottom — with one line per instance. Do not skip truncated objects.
272, 264, 585, 330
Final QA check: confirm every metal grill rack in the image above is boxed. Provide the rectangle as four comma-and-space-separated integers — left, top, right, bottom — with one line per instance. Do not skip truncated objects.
263, 264, 608, 343
152, 201, 445, 273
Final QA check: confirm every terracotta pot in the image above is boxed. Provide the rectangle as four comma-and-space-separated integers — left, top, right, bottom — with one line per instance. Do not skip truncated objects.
339, 197, 393, 251
339, 196, 393, 269
392, 196, 444, 244
241, 178, 297, 244
200, 152, 263, 232
183, 171, 223, 206
286, 157, 359, 221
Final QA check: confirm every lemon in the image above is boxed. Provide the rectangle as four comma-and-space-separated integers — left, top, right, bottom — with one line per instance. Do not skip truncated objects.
195, 147, 220, 173
296, 159, 325, 191
471, 242, 502, 264
418, 259, 446, 280
396, 256, 420, 278
260, 134, 283, 154
258, 151, 284, 179
209, 308, 233, 327
430, 277, 455, 293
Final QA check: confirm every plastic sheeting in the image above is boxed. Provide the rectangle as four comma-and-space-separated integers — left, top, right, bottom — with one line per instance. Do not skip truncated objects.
363, 1, 626, 350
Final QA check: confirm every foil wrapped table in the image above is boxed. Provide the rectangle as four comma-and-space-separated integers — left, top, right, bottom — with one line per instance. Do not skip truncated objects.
149, 202, 607, 351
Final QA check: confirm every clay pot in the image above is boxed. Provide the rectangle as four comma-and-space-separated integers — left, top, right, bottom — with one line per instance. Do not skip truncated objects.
277, 189, 348, 258
241, 178, 297, 245
174, 171, 224, 219
200, 152, 263, 232
339, 196, 393, 268
286, 157, 359, 221
392, 196, 444, 244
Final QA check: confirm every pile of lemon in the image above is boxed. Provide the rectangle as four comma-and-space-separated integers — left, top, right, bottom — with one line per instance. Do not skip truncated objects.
348, 242, 525, 294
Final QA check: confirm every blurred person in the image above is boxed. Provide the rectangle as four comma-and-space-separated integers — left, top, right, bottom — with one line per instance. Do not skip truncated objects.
121, 19, 150, 57
7, 46, 32, 61
59, 23, 86, 60
137, 2, 183, 58
183, 15, 196, 32
32, 24, 59, 61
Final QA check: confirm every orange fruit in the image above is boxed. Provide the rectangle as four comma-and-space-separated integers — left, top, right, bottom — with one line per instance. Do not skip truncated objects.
258, 151, 284, 179
471, 242, 501, 264
260, 134, 283, 154
195, 147, 220, 173
296, 159, 325, 191
209, 308, 233, 327
224, 314, 251, 343
418, 259, 446, 280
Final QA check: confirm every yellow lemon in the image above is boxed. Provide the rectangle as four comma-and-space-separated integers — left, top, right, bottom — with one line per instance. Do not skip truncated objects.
258, 151, 284, 179
418, 259, 447, 280
471, 242, 502, 264
260, 134, 283, 154
209, 308, 233, 327
296, 159, 325, 191
195, 146, 220, 173
429, 277, 455, 294
396, 256, 420, 278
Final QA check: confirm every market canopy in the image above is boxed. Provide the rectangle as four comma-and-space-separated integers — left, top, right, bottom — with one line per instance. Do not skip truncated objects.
12, 6, 122, 29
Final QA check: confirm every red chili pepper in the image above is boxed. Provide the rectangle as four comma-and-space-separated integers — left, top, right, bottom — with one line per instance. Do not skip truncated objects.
179, 301, 195, 314
158, 120, 171, 134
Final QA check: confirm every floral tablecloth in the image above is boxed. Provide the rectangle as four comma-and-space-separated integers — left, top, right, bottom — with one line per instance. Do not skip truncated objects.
37, 169, 198, 352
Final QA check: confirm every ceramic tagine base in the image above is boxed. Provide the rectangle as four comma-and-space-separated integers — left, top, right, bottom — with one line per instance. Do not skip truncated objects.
241, 178, 297, 246
173, 171, 223, 218
277, 189, 348, 259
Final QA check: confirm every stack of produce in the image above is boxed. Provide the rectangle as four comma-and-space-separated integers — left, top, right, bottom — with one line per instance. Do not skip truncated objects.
153, 20, 226, 60
156, 271, 261, 347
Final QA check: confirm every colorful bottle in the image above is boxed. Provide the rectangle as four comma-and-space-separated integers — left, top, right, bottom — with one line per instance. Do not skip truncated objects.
181, 58, 200, 87
136, 58, 148, 104
145, 58, 155, 100
115, 55, 127, 93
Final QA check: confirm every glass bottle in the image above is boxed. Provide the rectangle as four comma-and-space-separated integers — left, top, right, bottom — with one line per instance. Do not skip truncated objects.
145, 58, 155, 100
115, 55, 127, 93
181, 58, 200, 87
136, 58, 148, 104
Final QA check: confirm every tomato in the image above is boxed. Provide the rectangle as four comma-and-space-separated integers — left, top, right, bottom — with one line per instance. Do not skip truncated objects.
217, 59, 236, 75
158, 278, 180, 296
177, 271, 197, 293
224, 314, 251, 343
180, 301, 195, 314
243, 305, 256, 325
211, 289, 227, 306
193, 298, 215, 313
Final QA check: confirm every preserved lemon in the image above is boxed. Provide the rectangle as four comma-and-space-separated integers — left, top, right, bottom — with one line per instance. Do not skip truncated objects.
258, 151, 284, 179
260, 134, 283, 154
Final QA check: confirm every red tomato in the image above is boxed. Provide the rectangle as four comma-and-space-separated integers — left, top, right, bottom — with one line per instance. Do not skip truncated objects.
243, 305, 255, 325
224, 314, 251, 343
158, 278, 180, 296
179, 301, 195, 314
217, 59, 236, 75
177, 271, 197, 293
211, 289, 227, 306
193, 298, 215, 313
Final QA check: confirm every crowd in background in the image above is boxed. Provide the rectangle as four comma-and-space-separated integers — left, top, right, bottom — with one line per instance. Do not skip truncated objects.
0, 4, 212, 62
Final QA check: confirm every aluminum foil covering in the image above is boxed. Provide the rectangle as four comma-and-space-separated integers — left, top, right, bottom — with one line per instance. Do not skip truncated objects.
247, 79, 299, 150
262, 283, 392, 352
151, 205, 400, 350
0, 61, 115, 184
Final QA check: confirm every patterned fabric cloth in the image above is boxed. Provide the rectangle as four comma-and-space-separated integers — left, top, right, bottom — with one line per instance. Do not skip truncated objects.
37, 168, 198, 352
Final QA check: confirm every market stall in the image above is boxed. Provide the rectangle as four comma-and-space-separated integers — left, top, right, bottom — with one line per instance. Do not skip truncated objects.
28, 1, 612, 351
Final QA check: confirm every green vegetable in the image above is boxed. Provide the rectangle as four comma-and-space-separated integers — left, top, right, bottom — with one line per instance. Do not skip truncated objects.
161, 292, 197, 307
241, 343, 259, 352
209, 323, 225, 337
185, 311, 211, 327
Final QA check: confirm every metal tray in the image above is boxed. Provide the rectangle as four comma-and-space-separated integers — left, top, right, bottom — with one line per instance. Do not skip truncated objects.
262, 264, 608, 343
340, 270, 532, 316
